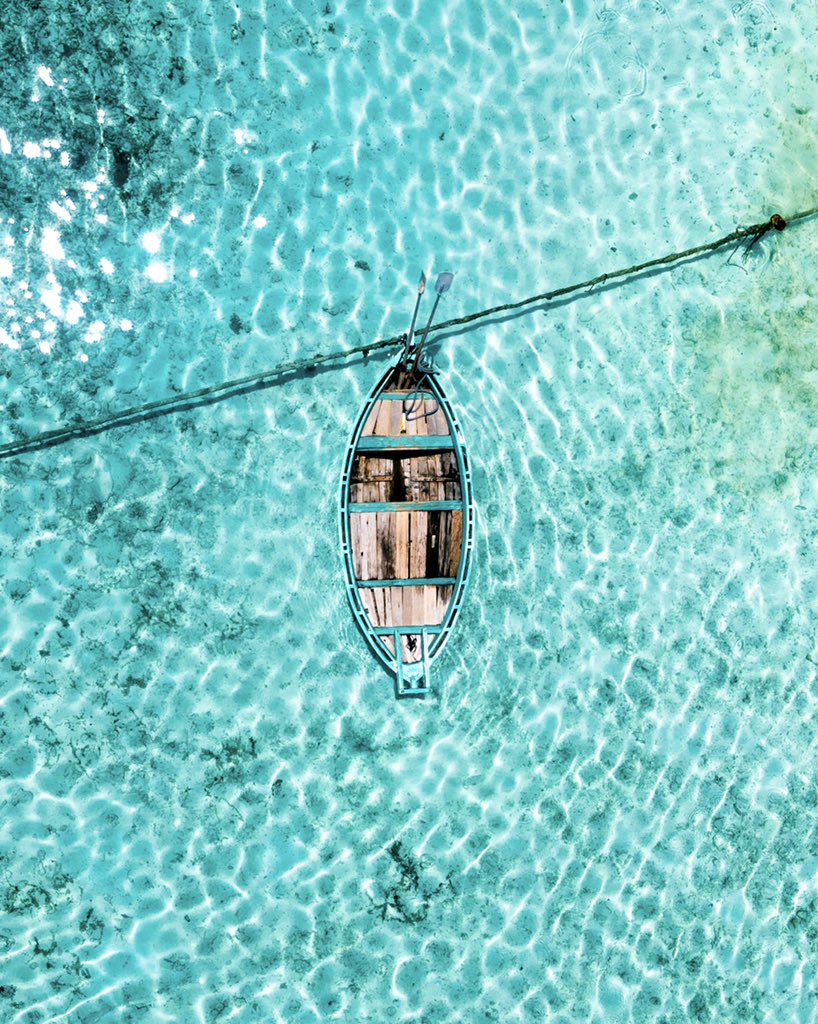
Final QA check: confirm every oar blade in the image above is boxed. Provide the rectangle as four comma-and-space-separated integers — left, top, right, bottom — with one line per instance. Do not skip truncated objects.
434, 271, 454, 295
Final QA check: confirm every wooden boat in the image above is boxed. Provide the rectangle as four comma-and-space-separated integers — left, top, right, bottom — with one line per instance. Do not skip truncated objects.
340, 273, 474, 697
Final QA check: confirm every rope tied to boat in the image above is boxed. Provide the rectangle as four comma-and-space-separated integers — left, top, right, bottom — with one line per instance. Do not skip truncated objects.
2, 202, 817, 462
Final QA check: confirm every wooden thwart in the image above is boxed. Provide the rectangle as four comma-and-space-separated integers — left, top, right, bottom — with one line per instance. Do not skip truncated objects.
349, 499, 461, 513
356, 434, 454, 451
356, 576, 456, 588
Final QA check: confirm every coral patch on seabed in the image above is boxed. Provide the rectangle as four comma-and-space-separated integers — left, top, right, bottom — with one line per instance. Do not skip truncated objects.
368, 842, 456, 924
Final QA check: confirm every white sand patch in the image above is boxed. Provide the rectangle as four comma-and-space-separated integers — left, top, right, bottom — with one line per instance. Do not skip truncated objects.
145, 262, 169, 283
0, 326, 20, 349
41, 227, 65, 260
48, 201, 72, 222
141, 231, 162, 254
41, 284, 62, 316
84, 320, 105, 344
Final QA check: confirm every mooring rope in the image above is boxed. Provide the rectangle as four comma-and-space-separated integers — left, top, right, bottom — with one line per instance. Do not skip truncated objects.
2, 203, 817, 461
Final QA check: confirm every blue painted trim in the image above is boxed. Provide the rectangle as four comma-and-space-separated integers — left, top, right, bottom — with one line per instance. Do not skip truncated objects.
356, 434, 453, 451
374, 625, 443, 636
349, 499, 462, 513
356, 577, 456, 588
421, 628, 430, 689
395, 630, 405, 693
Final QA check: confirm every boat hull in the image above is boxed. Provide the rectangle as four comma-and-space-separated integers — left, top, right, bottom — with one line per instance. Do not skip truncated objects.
340, 363, 473, 696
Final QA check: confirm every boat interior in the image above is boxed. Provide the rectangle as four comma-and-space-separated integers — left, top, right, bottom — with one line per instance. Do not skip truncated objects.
346, 379, 465, 668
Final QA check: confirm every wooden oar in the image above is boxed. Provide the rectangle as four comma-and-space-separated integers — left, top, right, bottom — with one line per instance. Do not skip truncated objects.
410, 271, 454, 379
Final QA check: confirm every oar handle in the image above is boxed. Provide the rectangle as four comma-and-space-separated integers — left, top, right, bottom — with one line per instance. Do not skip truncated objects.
410, 292, 441, 378
401, 272, 427, 361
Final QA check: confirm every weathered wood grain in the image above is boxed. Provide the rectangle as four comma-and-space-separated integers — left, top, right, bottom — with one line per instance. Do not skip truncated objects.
350, 453, 461, 503
347, 379, 467, 651
360, 584, 454, 630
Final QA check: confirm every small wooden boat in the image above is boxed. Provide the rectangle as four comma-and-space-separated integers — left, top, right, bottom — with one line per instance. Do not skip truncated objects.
340, 273, 474, 697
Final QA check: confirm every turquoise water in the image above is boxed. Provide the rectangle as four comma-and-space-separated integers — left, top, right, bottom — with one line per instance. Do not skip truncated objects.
3, 0, 818, 1020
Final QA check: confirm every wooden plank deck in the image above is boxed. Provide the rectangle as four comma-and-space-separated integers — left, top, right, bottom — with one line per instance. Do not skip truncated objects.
359, 585, 454, 629
349, 509, 464, 581
349, 453, 461, 503
361, 395, 450, 438
348, 388, 465, 639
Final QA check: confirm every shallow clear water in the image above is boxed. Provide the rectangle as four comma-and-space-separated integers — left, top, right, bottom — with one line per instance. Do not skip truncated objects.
3, 1, 818, 1021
